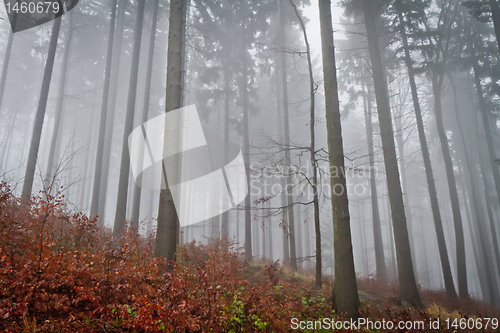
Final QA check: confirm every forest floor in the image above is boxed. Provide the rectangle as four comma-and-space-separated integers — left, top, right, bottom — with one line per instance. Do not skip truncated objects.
1, 183, 499, 332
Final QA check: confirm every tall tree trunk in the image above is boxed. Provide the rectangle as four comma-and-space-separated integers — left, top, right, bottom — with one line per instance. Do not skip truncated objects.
430, 73, 468, 298
394, 107, 417, 275
221, 69, 230, 239
384, 194, 397, 281
90, 0, 118, 218
362, 0, 421, 306
113, 0, 146, 237
458, 171, 490, 302
454, 73, 500, 280
461, 150, 500, 305
303, 205, 310, 268
0, 13, 16, 144
267, 199, 273, 260
45, 8, 75, 192
477, 141, 500, 278
471, 55, 500, 235
396, 1, 457, 299
0, 31, 14, 113
155, 0, 185, 261
363, 88, 387, 282
97, 0, 126, 220
275, 66, 290, 264
319, 0, 359, 317
290, 0, 319, 285
241, 17, 252, 262
281, 0, 297, 271
131, 0, 160, 232
450, 80, 500, 305
0, 26, 15, 169
22, 17, 62, 199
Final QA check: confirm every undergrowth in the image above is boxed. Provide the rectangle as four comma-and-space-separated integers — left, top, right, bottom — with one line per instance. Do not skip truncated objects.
0, 182, 499, 332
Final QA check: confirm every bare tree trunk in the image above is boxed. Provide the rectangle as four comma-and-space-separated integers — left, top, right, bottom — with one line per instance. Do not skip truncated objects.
241, 18, 252, 262
275, 66, 290, 264
384, 194, 397, 281
89, 0, 118, 218
362, 0, 421, 306
97, 0, 126, 220
303, 205, 311, 269
394, 108, 417, 275
281, 1, 297, 271
430, 74, 468, 299
459, 175, 490, 302
0, 26, 15, 170
131, 0, 160, 232
363, 87, 387, 282
395, 1, 457, 299
0, 18, 15, 114
45, 9, 75, 193
319, 0, 359, 317
450, 80, 500, 305
113, 0, 145, 237
461, 151, 500, 305
289, 0, 320, 285
221, 70, 230, 239
267, 199, 273, 261
471, 57, 500, 240
22, 17, 62, 199
478, 144, 500, 277
155, 0, 185, 261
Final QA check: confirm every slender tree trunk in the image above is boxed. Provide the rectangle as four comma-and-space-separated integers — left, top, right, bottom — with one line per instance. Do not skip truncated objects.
459, 173, 490, 302
362, 0, 421, 306
45, 9, 75, 192
155, 0, 185, 261
281, 1, 297, 271
253, 210, 259, 257
221, 70, 230, 238
97, 0, 126, 220
241, 18, 252, 261
90, 0, 118, 218
363, 88, 387, 282
0, 20, 15, 114
303, 205, 310, 268
268, 199, 273, 261
0, 26, 15, 170
394, 110, 417, 274
113, 0, 145, 237
131, 0, 160, 232
275, 67, 290, 264
450, 80, 500, 305
384, 194, 397, 281
290, 0, 320, 285
319, 0, 359, 317
22, 17, 62, 200
396, 2, 457, 299
461, 151, 500, 305
454, 74, 500, 280
471, 57, 500, 232
478, 142, 500, 278
430, 74, 469, 298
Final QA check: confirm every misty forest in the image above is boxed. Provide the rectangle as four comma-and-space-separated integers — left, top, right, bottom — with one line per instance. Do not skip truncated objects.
1, 0, 500, 331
